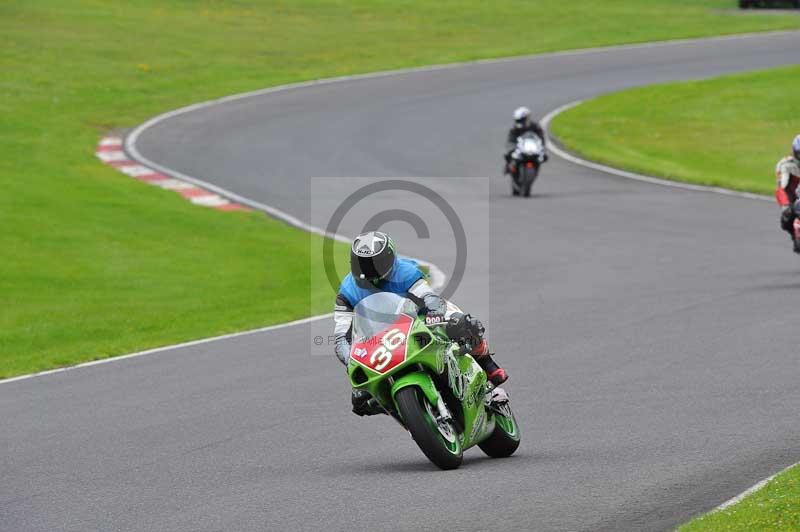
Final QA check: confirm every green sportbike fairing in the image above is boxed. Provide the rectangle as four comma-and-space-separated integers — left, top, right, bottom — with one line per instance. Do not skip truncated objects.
347, 292, 520, 470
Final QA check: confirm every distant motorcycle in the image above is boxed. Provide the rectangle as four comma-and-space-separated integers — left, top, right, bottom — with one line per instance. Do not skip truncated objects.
509, 132, 546, 197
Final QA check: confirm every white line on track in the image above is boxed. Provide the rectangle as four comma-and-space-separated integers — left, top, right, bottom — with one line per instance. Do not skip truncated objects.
0, 314, 331, 386
5, 30, 795, 388
712, 461, 799, 513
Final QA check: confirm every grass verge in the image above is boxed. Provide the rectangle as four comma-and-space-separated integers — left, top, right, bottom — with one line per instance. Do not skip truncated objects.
680, 464, 800, 531
550, 65, 800, 196
3, 1, 799, 378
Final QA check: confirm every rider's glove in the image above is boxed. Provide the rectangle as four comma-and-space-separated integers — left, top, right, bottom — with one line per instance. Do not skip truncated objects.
445, 313, 484, 348
422, 292, 447, 327
445, 312, 466, 340
465, 316, 485, 341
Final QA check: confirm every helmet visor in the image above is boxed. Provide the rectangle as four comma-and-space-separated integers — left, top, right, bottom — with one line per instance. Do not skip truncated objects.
352, 251, 395, 282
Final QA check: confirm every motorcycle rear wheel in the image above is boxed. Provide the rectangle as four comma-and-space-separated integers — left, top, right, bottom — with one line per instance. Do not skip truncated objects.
395, 387, 463, 470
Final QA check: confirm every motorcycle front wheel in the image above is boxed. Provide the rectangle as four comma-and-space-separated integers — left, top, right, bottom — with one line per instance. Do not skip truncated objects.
395, 387, 463, 470
478, 402, 521, 458
522, 165, 538, 198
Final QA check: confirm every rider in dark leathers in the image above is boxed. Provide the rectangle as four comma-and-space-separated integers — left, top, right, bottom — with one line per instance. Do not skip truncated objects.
504, 106, 548, 174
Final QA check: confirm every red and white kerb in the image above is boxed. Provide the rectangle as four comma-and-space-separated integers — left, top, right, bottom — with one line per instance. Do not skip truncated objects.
95, 136, 251, 212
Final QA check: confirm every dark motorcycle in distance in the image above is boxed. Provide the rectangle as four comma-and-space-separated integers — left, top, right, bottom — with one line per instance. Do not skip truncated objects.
792, 200, 800, 254
509, 132, 546, 197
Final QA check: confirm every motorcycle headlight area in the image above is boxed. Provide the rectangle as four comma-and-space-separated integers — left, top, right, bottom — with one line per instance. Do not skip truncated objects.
520, 139, 541, 154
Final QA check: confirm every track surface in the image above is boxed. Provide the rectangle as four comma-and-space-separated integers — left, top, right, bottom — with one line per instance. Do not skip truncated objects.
4, 33, 800, 532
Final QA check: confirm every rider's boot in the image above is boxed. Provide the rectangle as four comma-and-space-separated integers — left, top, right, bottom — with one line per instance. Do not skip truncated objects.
351, 389, 384, 417
472, 339, 508, 386
486, 386, 510, 408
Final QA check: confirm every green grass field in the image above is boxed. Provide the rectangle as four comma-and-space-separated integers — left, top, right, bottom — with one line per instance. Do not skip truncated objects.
3, 1, 799, 378
550, 66, 800, 195
681, 464, 800, 531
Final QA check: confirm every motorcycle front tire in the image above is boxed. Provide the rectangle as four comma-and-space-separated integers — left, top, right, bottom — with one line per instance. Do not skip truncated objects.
479, 405, 521, 458
395, 387, 463, 470
522, 166, 538, 198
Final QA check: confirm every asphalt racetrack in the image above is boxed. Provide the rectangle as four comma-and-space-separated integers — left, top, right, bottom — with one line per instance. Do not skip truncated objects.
3, 32, 800, 532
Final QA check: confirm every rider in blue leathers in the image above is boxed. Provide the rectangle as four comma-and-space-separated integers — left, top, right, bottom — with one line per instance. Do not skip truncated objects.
333, 231, 507, 416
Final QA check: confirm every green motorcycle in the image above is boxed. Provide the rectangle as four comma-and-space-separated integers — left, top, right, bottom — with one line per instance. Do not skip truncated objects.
347, 292, 520, 470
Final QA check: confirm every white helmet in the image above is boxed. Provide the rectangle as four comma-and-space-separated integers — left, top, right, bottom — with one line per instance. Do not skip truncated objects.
513, 106, 531, 128
793, 134, 800, 160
